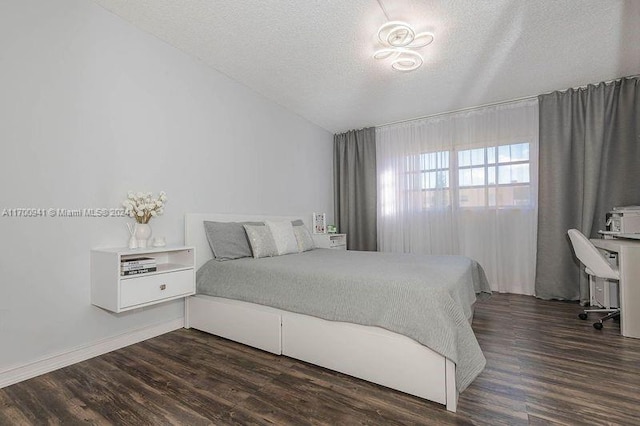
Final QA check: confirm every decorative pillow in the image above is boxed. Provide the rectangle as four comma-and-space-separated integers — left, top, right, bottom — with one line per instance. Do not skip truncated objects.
265, 220, 299, 255
291, 219, 304, 226
293, 225, 315, 252
244, 224, 278, 258
204, 221, 263, 261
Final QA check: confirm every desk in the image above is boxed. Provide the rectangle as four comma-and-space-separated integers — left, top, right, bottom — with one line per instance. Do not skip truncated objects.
591, 238, 640, 339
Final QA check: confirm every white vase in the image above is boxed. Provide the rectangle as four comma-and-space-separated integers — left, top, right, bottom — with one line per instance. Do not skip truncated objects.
128, 234, 138, 250
135, 223, 152, 248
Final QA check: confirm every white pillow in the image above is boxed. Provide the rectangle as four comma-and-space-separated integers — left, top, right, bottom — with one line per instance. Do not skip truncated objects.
265, 220, 299, 255
293, 225, 315, 252
243, 225, 278, 258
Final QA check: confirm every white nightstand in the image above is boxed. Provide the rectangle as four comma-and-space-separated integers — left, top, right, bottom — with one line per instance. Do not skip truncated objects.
91, 246, 195, 313
312, 233, 347, 250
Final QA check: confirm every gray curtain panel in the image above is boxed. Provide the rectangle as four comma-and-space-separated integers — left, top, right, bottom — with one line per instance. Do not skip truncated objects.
334, 127, 377, 251
535, 77, 640, 302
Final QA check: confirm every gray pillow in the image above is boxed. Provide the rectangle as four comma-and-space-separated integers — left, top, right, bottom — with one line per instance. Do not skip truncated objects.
244, 224, 278, 258
291, 219, 304, 226
203, 221, 263, 261
293, 225, 315, 252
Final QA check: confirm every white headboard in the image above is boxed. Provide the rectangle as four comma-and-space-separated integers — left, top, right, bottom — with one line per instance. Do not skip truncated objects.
184, 213, 311, 270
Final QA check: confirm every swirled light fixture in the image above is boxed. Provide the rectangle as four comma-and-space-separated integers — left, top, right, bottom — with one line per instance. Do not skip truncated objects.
373, 21, 434, 72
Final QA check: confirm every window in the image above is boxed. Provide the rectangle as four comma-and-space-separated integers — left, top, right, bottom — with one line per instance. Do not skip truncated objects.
459, 142, 531, 207
406, 150, 450, 208
407, 142, 532, 209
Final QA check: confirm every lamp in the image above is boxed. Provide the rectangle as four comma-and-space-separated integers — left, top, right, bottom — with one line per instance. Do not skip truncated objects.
373, 3, 434, 72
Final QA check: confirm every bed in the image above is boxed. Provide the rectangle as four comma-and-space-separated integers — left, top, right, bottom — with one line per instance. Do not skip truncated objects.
184, 213, 490, 412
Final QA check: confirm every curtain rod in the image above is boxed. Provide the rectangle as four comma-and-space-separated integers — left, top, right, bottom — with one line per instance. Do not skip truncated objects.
375, 95, 537, 128
375, 74, 640, 129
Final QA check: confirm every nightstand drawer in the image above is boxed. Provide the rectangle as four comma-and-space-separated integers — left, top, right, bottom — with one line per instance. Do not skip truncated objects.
120, 269, 195, 309
329, 239, 346, 249
312, 233, 347, 250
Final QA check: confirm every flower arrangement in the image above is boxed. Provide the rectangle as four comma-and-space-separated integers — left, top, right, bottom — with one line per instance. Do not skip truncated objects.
122, 191, 167, 224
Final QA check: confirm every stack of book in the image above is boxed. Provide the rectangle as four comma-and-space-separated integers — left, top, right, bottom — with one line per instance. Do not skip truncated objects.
121, 257, 157, 276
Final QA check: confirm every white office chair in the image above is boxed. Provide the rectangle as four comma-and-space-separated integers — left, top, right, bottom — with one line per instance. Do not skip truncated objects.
568, 229, 620, 330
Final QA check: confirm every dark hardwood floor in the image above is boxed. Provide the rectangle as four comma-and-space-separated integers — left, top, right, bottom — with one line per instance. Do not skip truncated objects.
2, 294, 640, 425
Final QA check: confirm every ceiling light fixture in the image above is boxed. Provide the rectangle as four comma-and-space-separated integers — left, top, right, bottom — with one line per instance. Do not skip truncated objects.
373, 1, 434, 72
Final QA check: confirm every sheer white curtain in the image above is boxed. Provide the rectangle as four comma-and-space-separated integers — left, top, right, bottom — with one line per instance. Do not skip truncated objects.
376, 99, 538, 294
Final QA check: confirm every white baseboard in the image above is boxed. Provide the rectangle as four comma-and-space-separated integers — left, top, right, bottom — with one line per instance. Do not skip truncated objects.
0, 318, 184, 389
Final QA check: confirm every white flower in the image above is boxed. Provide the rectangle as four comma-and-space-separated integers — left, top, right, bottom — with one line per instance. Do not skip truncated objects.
120, 191, 167, 224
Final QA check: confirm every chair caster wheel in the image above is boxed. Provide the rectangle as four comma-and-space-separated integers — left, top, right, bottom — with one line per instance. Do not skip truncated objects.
594, 322, 603, 330
578, 313, 588, 320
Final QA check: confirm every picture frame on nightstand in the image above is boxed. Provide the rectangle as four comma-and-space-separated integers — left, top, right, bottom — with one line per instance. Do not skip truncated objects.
312, 212, 326, 234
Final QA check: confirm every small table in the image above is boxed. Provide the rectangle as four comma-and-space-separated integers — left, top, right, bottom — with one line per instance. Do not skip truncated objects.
91, 246, 195, 313
312, 233, 347, 250
591, 238, 640, 339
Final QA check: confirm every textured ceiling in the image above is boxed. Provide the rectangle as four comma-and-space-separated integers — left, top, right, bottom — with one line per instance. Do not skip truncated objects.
93, 0, 640, 133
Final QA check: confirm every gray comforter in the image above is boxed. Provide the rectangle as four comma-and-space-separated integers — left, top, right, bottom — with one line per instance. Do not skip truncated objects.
196, 249, 491, 392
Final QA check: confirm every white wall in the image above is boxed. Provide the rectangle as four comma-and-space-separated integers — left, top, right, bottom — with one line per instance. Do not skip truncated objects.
0, 0, 333, 373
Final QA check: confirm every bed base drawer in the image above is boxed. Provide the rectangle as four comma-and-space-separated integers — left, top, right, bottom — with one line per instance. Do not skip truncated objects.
186, 295, 458, 411
281, 312, 447, 405
187, 295, 282, 355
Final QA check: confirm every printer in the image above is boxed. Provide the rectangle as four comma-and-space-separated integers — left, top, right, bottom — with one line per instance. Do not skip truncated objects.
606, 206, 640, 234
